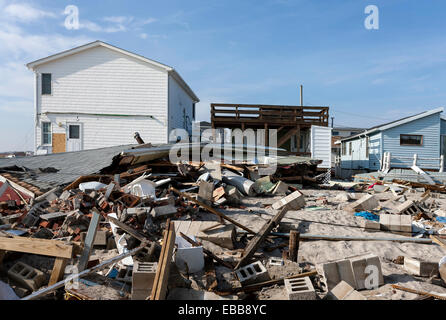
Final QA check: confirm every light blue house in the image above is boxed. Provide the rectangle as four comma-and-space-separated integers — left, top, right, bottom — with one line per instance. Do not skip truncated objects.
339, 107, 446, 172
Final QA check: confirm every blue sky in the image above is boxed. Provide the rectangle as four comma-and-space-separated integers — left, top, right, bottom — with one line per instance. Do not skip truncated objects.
1, 0, 446, 151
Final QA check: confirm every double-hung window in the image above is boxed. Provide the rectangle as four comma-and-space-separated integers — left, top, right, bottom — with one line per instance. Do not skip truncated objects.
42, 122, 52, 145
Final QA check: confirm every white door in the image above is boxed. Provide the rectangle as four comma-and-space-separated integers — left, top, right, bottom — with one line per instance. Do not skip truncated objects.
66, 123, 82, 152
310, 125, 332, 169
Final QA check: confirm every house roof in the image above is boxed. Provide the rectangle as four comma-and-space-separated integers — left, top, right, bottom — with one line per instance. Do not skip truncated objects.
26, 40, 199, 103
0, 144, 136, 192
340, 107, 444, 142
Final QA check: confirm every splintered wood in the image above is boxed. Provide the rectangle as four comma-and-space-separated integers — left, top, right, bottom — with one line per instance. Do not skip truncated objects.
150, 221, 176, 300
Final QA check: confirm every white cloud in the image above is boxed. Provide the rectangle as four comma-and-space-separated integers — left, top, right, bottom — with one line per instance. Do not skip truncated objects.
3, 3, 56, 22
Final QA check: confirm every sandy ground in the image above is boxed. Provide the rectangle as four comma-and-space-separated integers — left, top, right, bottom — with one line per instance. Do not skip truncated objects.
205, 187, 446, 300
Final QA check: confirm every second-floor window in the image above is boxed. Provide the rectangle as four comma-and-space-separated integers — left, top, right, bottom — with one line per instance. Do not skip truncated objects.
42, 73, 52, 95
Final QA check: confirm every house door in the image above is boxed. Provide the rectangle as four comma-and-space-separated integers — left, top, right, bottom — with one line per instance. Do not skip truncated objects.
66, 123, 82, 152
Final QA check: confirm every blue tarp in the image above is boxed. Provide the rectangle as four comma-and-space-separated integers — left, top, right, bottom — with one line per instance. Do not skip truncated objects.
354, 211, 379, 222
436, 216, 446, 224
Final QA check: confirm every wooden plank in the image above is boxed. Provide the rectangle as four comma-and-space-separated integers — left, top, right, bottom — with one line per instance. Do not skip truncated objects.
430, 235, 446, 248
170, 187, 256, 235
78, 210, 101, 271
49, 257, 68, 286
288, 230, 300, 262
52, 133, 66, 153
235, 207, 289, 269
391, 284, 446, 300
150, 221, 176, 300
0, 237, 73, 259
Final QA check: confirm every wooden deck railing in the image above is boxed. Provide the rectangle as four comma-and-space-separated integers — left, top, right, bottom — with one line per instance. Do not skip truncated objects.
211, 103, 329, 126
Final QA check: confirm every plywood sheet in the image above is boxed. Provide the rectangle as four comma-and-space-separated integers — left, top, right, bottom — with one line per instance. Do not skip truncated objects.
52, 133, 66, 153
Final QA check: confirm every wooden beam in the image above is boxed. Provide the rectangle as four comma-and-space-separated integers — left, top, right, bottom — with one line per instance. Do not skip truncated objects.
49, 257, 68, 286
170, 187, 256, 235
235, 207, 289, 269
277, 128, 298, 148
78, 210, 101, 271
288, 230, 300, 262
150, 221, 176, 300
0, 237, 73, 259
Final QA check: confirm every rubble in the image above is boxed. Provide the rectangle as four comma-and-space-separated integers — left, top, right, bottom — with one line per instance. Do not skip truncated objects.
0, 142, 446, 300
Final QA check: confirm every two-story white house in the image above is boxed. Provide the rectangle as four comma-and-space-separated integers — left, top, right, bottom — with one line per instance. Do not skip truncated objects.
27, 40, 199, 154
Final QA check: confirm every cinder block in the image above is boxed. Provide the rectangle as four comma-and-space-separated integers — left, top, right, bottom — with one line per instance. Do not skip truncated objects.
284, 277, 317, 300
321, 259, 355, 291
116, 266, 133, 284
235, 261, 270, 285
347, 194, 379, 212
132, 262, 157, 300
272, 191, 305, 211
395, 200, 415, 214
362, 220, 381, 231
349, 253, 384, 290
404, 257, 439, 277
326, 281, 366, 300
380, 214, 412, 236
198, 181, 214, 205
7, 262, 46, 291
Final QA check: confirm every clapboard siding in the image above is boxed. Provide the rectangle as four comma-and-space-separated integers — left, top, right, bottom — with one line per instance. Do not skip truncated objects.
168, 74, 195, 138
383, 113, 440, 169
441, 119, 446, 135
36, 114, 167, 152
33, 45, 174, 153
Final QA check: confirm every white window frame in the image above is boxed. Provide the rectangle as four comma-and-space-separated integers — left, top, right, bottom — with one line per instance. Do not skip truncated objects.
41, 122, 52, 146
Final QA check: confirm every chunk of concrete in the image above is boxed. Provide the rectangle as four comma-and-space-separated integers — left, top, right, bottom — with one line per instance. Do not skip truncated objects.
320, 259, 356, 291
152, 205, 177, 220
198, 181, 214, 205
404, 257, 439, 277
197, 224, 235, 249
272, 191, 305, 211
346, 194, 379, 213
349, 253, 384, 290
326, 280, 366, 300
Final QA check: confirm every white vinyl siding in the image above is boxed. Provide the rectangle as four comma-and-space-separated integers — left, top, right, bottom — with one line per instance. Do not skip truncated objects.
34, 46, 170, 152
168, 74, 195, 138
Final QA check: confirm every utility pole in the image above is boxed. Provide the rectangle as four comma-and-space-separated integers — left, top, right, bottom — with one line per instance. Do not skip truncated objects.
300, 85, 303, 106
331, 117, 334, 128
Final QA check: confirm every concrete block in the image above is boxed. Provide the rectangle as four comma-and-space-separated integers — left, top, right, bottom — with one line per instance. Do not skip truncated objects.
235, 261, 270, 285
284, 277, 317, 300
7, 262, 46, 291
80, 230, 107, 246
380, 214, 412, 236
132, 261, 157, 300
272, 191, 305, 211
198, 181, 214, 205
362, 220, 381, 231
347, 194, 379, 212
349, 253, 384, 290
320, 259, 356, 291
404, 257, 439, 277
326, 280, 366, 300
395, 200, 415, 214
116, 266, 133, 284
152, 205, 177, 220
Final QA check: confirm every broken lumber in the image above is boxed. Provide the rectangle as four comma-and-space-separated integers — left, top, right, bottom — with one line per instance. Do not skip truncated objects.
170, 187, 256, 235
391, 284, 446, 300
150, 220, 175, 300
179, 232, 234, 269
22, 244, 147, 300
78, 209, 101, 272
217, 270, 318, 295
235, 206, 289, 269
0, 237, 73, 259
270, 233, 433, 244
